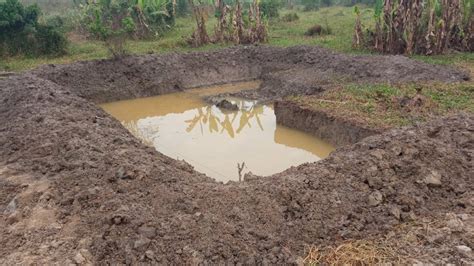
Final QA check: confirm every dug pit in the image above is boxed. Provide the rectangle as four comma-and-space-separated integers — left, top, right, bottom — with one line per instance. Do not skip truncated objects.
0, 46, 472, 265
101, 82, 334, 182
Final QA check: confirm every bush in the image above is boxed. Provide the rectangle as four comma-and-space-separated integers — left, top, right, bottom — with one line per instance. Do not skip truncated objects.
305, 24, 322, 36
0, 0, 67, 57
281, 12, 299, 22
35, 24, 68, 54
304, 23, 332, 36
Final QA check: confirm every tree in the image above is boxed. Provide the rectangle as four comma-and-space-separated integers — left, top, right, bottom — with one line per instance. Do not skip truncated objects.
81, 0, 136, 57
81, 0, 174, 57
0, 0, 67, 57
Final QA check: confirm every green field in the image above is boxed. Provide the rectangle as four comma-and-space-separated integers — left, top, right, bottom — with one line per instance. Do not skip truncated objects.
2, 6, 473, 72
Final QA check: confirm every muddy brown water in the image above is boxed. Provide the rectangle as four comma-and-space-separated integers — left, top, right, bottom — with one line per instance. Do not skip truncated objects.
101, 82, 334, 182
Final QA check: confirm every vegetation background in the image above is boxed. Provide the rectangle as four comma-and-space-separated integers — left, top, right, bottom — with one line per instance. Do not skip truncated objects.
1, 0, 472, 71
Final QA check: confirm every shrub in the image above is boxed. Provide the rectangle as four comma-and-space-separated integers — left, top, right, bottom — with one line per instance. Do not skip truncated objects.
0, 0, 67, 57
305, 24, 322, 35
305, 23, 332, 36
35, 24, 69, 54
281, 12, 299, 22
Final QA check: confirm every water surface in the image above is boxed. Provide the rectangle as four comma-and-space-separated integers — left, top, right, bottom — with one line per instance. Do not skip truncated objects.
101, 82, 334, 182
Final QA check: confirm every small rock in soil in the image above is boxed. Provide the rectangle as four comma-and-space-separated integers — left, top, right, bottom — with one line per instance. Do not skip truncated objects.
134, 237, 151, 250
74, 252, 86, 264
110, 214, 128, 225
446, 214, 465, 233
424, 170, 442, 187
138, 226, 157, 239
458, 214, 470, 221
368, 190, 383, 206
455, 245, 472, 256
4, 198, 17, 214
6, 211, 20, 225
389, 206, 401, 220
116, 167, 133, 180
145, 250, 155, 260
370, 149, 385, 160
401, 211, 416, 222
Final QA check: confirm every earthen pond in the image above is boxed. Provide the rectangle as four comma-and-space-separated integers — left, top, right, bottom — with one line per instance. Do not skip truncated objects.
101, 81, 334, 182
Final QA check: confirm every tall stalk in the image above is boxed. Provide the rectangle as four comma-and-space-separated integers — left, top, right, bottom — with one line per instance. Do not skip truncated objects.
188, 0, 211, 47
353, 6, 363, 48
357, 0, 472, 55
213, 0, 228, 42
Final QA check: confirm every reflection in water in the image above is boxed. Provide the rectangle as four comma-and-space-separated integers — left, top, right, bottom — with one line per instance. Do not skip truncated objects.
184, 100, 264, 138
101, 83, 335, 182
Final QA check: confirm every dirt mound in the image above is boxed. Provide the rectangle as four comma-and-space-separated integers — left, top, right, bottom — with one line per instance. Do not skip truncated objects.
1, 69, 473, 264
33, 46, 468, 103
0, 47, 472, 264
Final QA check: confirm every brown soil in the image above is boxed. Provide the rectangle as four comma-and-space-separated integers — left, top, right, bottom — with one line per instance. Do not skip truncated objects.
1, 46, 473, 264
274, 100, 385, 147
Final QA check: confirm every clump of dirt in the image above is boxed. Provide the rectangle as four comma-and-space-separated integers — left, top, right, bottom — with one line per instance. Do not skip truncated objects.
206, 97, 240, 111
0, 47, 472, 264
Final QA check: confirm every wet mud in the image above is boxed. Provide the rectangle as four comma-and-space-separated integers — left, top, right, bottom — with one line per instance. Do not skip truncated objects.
0, 46, 472, 264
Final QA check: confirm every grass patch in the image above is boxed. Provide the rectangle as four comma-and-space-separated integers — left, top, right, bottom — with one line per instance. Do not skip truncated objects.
268, 6, 374, 53
411, 52, 474, 66
290, 82, 474, 129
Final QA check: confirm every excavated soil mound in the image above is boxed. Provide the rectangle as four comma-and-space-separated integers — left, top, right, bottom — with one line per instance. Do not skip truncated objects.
33, 46, 468, 103
0, 46, 472, 264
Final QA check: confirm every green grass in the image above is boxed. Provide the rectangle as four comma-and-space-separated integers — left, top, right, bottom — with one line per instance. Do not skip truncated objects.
267, 6, 374, 53
291, 82, 474, 129
412, 53, 474, 66
1, 6, 472, 72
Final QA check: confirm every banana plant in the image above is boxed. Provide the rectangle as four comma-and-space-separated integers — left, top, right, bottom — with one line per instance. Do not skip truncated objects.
133, 0, 174, 35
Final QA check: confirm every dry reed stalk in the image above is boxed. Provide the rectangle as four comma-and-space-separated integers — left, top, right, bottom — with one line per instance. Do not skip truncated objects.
188, 0, 211, 47
303, 240, 400, 265
213, 0, 229, 43
361, 0, 470, 55
353, 7, 363, 48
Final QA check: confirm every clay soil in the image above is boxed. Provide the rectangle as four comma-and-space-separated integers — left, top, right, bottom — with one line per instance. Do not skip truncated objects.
0, 46, 473, 264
